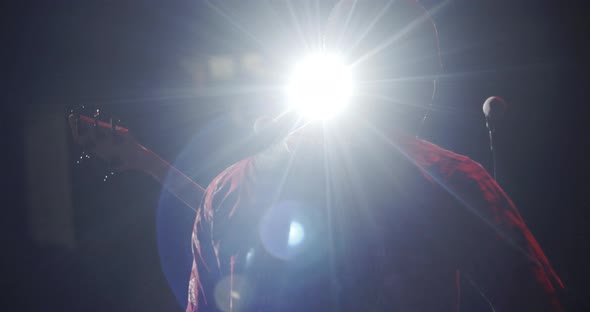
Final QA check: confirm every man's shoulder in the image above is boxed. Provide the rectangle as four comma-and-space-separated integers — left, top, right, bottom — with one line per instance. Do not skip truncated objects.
397, 134, 485, 181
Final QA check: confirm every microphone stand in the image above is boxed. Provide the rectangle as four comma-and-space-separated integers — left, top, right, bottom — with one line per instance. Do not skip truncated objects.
486, 119, 497, 180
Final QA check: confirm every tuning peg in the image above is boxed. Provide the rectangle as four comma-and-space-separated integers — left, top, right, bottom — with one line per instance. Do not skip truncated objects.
104, 159, 116, 181
75, 151, 91, 165
67, 105, 86, 124
69, 108, 79, 119
92, 108, 100, 129
103, 171, 115, 182
67, 104, 85, 114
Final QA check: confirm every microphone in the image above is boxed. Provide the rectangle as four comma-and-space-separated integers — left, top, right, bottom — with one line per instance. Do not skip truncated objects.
482, 96, 507, 131
482, 96, 507, 180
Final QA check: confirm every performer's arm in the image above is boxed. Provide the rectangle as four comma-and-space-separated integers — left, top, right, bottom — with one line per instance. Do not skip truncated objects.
450, 162, 564, 311
186, 158, 256, 312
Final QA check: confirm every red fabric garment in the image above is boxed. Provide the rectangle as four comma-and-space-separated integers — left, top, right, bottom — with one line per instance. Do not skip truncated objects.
186, 130, 564, 312
397, 134, 564, 311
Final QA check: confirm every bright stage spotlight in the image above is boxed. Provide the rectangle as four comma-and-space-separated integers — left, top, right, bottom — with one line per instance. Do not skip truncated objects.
286, 53, 353, 121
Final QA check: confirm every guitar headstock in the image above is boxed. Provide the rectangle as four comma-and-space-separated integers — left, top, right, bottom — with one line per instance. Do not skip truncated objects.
68, 110, 141, 173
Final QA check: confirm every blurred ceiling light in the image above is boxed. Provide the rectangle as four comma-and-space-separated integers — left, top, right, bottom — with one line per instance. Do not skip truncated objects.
209, 55, 235, 81
241, 53, 264, 76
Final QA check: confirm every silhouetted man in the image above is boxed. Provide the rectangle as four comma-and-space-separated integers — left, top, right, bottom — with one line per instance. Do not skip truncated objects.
186, 1, 564, 311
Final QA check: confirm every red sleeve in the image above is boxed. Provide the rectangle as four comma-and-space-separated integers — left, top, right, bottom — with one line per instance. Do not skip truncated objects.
186, 158, 255, 312
447, 159, 564, 311
398, 135, 563, 310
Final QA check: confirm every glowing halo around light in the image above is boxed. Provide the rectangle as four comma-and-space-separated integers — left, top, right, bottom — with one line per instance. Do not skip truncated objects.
286, 53, 353, 121
288, 221, 305, 247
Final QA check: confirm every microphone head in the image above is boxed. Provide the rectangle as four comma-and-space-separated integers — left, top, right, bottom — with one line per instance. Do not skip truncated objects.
483, 96, 507, 120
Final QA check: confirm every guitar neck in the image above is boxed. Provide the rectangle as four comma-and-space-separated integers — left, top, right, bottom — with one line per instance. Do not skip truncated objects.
135, 144, 205, 211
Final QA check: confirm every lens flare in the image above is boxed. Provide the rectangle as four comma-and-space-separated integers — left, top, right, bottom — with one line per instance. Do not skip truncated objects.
286, 53, 353, 120
288, 221, 305, 246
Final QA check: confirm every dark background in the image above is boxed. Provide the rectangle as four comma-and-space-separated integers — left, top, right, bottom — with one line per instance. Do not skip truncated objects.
3, 0, 589, 311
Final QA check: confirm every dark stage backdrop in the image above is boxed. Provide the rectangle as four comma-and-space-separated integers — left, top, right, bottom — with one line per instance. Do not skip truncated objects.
3, 0, 589, 311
